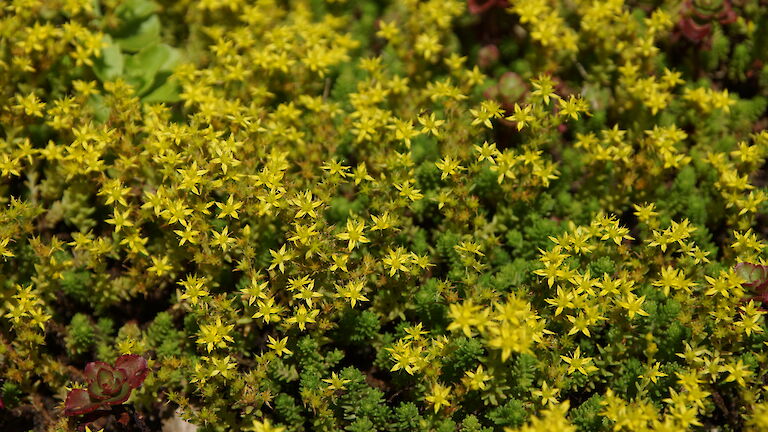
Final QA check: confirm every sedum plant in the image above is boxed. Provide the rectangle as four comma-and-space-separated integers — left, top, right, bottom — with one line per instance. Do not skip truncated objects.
0, 0, 767, 431
64, 354, 149, 416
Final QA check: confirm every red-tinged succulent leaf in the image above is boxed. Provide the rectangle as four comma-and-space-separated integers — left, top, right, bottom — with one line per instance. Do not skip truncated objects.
468, 0, 501, 14
97, 367, 126, 397
87, 365, 118, 400
679, 17, 712, 42
64, 388, 99, 416
115, 354, 149, 388
735, 262, 768, 289
88, 380, 105, 400
497, 72, 528, 107
84, 361, 114, 384
717, 5, 737, 25
99, 382, 133, 407
69, 355, 148, 415
96, 368, 112, 385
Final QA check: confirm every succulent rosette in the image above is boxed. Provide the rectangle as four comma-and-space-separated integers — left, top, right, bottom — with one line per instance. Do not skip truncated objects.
467, 0, 508, 14
64, 354, 149, 416
736, 261, 768, 283
677, 0, 738, 45
735, 262, 768, 301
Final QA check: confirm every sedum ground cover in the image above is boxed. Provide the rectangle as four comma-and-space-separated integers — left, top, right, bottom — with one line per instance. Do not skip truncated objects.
1, 0, 768, 430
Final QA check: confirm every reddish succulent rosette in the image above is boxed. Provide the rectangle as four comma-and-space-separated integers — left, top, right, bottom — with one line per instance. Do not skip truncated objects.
677, 0, 737, 46
735, 262, 768, 287
735, 262, 768, 303
64, 354, 148, 416
467, 0, 508, 15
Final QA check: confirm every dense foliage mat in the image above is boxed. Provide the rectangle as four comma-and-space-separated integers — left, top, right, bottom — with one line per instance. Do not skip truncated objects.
1, 0, 768, 431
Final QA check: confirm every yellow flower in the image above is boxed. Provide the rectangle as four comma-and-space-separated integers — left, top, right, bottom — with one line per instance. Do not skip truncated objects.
241, 278, 269, 305
266, 336, 293, 357
531, 381, 560, 406
470, 100, 503, 128
268, 244, 293, 273
447, 300, 485, 337
403, 323, 429, 340
376, 20, 400, 41
370, 211, 395, 231
394, 180, 423, 201
414, 33, 442, 61
567, 313, 592, 337
557, 95, 588, 120
174, 224, 200, 246
329, 253, 350, 272
216, 195, 243, 219
633, 202, 659, 224
0, 238, 15, 259
336, 218, 370, 251
247, 418, 285, 432
389, 118, 420, 147
505, 103, 534, 131
464, 365, 492, 391
487, 322, 534, 361
425, 382, 452, 413
196, 317, 235, 352
105, 208, 134, 233
639, 362, 667, 384
211, 226, 236, 252
178, 274, 210, 306
335, 279, 369, 308
530, 74, 559, 105
417, 112, 445, 137
252, 297, 283, 324
291, 190, 324, 219
13, 92, 45, 117
721, 360, 752, 387
286, 305, 319, 331
435, 156, 464, 180
323, 372, 351, 391
561, 347, 598, 375
474, 141, 498, 163
616, 293, 649, 319
382, 247, 413, 276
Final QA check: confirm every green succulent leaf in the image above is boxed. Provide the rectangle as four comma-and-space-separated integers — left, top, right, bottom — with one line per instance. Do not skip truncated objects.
92, 36, 124, 82
114, 14, 161, 52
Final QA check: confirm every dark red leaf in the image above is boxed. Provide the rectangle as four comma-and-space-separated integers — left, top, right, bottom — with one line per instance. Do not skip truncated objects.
99, 382, 133, 406
84, 361, 114, 385
679, 17, 712, 42
64, 388, 99, 416
115, 354, 149, 388
736, 262, 768, 288
468, 0, 497, 14
105, 368, 127, 395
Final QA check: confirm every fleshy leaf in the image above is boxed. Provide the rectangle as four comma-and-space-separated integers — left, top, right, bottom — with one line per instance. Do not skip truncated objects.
99, 382, 133, 406
84, 361, 114, 384
93, 36, 124, 82
115, 354, 149, 388
679, 17, 711, 43
114, 15, 161, 52
85, 361, 115, 399
735, 262, 768, 289
97, 367, 125, 397
64, 388, 99, 416
467, 0, 504, 14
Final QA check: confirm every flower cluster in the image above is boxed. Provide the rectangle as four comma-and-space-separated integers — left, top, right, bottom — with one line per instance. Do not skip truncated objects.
1, 0, 768, 431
